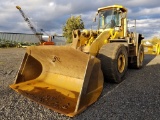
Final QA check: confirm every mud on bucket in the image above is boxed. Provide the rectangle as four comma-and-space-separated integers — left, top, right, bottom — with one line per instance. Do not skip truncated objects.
10, 46, 103, 117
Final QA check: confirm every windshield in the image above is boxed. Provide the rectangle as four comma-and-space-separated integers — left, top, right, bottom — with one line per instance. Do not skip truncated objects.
98, 9, 120, 29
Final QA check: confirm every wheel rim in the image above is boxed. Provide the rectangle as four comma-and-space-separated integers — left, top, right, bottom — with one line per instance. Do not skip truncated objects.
117, 54, 125, 73
139, 50, 144, 64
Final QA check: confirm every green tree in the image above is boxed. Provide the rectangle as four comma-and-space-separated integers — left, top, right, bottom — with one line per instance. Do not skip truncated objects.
63, 15, 84, 43
151, 36, 160, 45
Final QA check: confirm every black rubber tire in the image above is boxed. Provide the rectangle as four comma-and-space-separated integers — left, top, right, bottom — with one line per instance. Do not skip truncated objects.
97, 43, 128, 83
129, 44, 144, 69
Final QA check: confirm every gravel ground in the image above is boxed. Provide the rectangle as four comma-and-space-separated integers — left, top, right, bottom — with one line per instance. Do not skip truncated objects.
0, 48, 160, 120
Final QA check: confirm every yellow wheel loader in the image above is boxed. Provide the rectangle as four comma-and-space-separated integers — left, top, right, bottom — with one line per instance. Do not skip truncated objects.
143, 42, 160, 55
10, 5, 144, 117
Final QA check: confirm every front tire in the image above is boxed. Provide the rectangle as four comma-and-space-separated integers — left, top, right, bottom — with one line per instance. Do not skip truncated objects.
97, 43, 128, 83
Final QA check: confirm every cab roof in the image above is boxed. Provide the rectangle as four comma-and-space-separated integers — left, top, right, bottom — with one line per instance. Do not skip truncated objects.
98, 4, 127, 12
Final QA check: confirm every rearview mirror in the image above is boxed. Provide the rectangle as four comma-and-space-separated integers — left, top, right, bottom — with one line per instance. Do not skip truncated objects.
93, 17, 96, 22
93, 12, 98, 22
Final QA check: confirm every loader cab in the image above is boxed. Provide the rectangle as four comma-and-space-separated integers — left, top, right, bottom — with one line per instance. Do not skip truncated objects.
97, 5, 127, 38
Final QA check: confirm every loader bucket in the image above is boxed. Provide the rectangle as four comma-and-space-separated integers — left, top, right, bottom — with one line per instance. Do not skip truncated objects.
10, 46, 103, 117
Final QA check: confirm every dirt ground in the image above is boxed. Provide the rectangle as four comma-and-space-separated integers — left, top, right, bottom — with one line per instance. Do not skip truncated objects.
0, 48, 160, 120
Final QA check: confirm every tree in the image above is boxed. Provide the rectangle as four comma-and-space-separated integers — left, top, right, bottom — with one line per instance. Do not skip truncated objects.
151, 36, 160, 45
63, 15, 84, 43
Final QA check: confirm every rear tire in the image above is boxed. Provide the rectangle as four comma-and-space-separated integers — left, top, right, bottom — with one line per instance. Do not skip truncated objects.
129, 44, 144, 69
97, 43, 128, 83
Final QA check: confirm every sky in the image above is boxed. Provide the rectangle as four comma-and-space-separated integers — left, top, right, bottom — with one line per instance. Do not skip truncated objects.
0, 0, 160, 40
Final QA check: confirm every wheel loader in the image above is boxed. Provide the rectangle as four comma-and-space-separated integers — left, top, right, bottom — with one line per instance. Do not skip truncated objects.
10, 5, 144, 117
143, 41, 160, 55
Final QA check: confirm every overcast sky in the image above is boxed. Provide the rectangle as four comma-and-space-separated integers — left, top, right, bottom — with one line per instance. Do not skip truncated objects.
0, 0, 160, 39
